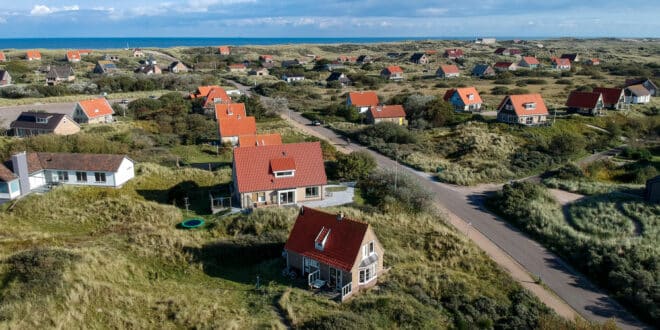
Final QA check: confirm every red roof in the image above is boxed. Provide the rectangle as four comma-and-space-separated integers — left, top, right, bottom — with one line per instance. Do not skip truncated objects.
77, 98, 114, 118
439, 64, 460, 74
229, 63, 246, 69
425, 50, 438, 55
26, 50, 41, 60
497, 94, 549, 116
260, 55, 273, 61
218, 46, 231, 54
284, 207, 369, 272
0, 52, 6, 61
454, 87, 483, 105
566, 91, 602, 108
521, 56, 539, 65
592, 87, 623, 106
385, 65, 403, 73
78, 49, 92, 55
238, 133, 283, 147
348, 91, 379, 107
203, 87, 230, 107
233, 142, 327, 193
270, 157, 296, 172
218, 116, 256, 138
444, 48, 464, 57
66, 50, 81, 61
215, 103, 246, 120
552, 57, 571, 66
494, 62, 514, 68
369, 105, 406, 119
192, 85, 223, 99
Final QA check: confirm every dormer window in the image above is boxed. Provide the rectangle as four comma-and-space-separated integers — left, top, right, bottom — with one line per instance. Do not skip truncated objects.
523, 102, 536, 110
36, 117, 48, 124
270, 157, 296, 178
274, 171, 294, 178
468, 94, 474, 100
314, 227, 331, 251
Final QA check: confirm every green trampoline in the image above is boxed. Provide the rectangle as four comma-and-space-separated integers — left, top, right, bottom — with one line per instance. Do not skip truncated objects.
180, 218, 205, 229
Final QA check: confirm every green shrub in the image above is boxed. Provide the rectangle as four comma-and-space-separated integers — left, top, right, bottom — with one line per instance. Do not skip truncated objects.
334, 151, 377, 181
3, 248, 81, 298
358, 169, 433, 214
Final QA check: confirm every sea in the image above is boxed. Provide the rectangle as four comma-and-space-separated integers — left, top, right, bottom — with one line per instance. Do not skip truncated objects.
0, 37, 525, 50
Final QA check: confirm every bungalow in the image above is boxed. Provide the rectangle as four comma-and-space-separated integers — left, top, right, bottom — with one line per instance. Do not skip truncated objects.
218, 46, 231, 56
444, 48, 464, 59
169, 61, 189, 73
410, 53, 429, 64
283, 74, 305, 83
625, 78, 657, 96
132, 49, 145, 57
238, 133, 283, 147
561, 53, 579, 62
94, 61, 119, 74
366, 105, 406, 125
73, 98, 114, 124
472, 64, 495, 77
586, 58, 600, 66
565, 91, 604, 116
436, 64, 460, 78
381, 66, 404, 80
46, 66, 75, 85
326, 72, 351, 86
496, 93, 549, 126
0, 51, 6, 62
26, 50, 41, 61
518, 56, 540, 69
356, 55, 372, 64
625, 84, 651, 104
249, 67, 269, 76
66, 50, 81, 63
494, 61, 517, 72
444, 87, 483, 112
0, 152, 135, 200
218, 116, 256, 145
232, 142, 327, 208
592, 87, 625, 110
10, 112, 80, 137
229, 63, 247, 72
551, 57, 571, 70
215, 103, 247, 121
347, 91, 379, 113
284, 206, 384, 302
259, 55, 274, 63
494, 48, 521, 56
0, 70, 11, 86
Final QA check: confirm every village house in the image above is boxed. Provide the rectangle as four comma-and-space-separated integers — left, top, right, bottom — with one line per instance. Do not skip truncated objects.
347, 91, 379, 113
586, 58, 600, 66
324, 62, 345, 71
215, 103, 247, 121
46, 65, 75, 85
218, 116, 256, 145
561, 53, 579, 62
168, 61, 189, 73
625, 78, 657, 96
410, 53, 429, 64
0, 70, 11, 86
65, 50, 81, 63
135, 57, 161, 75
10, 112, 80, 137
73, 98, 114, 124
494, 48, 521, 56
0, 51, 6, 62
472, 64, 495, 77
259, 55, 274, 63
249, 67, 269, 76
496, 93, 549, 126
229, 63, 247, 73
94, 61, 119, 74
78, 50, 92, 56
518, 56, 540, 69
356, 55, 372, 64
238, 133, 283, 147
436, 64, 460, 78
0, 152, 134, 200
551, 57, 571, 70
592, 87, 625, 110
132, 48, 145, 57
381, 66, 404, 80
232, 142, 327, 208
366, 105, 406, 125
444, 48, 464, 59
565, 91, 605, 116
326, 72, 351, 86
283, 74, 305, 83
337, 55, 357, 63
494, 61, 517, 72
26, 50, 41, 61
444, 87, 483, 112
218, 46, 231, 56
625, 84, 651, 104
284, 206, 384, 302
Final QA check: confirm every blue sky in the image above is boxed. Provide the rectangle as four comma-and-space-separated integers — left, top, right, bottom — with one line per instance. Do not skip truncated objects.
0, 0, 658, 38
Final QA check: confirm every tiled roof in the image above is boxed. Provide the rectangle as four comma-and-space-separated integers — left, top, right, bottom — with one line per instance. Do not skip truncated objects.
369, 105, 406, 119
552, 57, 571, 66
229, 63, 246, 69
592, 87, 623, 106
0, 52, 6, 61
4, 152, 128, 175
238, 133, 283, 147
270, 157, 296, 172
215, 103, 247, 120
455, 87, 483, 105
26, 50, 41, 59
626, 84, 650, 96
439, 64, 460, 74
444, 48, 464, 57
566, 91, 602, 108
66, 50, 81, 61
233, 142, 327, 193
284, 207, 369, 272
194, 85, 224, 99
218, 116, 256, 138
497, 93, 549, 117
218, 46, 230, 54
385, 65, 403, 73
348, 91, 379, 107
203, 87, 230, 107
521, 56, 540, 65
77, 98, 114, 119
78, 49, 92, 55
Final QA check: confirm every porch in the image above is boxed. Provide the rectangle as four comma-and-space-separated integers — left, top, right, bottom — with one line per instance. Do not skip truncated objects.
306, 269, 353, 302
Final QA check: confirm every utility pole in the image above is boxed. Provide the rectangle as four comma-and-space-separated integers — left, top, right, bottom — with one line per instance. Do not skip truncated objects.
184, 196, 190, 216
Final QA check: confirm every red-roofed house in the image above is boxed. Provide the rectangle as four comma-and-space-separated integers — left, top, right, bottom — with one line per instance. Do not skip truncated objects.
228, 63, 247, 72
366, 105, 406, 125
232, 142, 327, 208
551, 57, 571, 70
586, 58, 600, 66
73, 98, 115, 124
78, 49, 92, 56
347, 91, 379, 113
259, 55, 274, 63
215, 103, 247, 121
566, 91, 604, 116
445, 87, 483, 112
218, 116, 256, 145
495, 48, 521, 56
218, 46, 231, 55
284, 207, 384, 301
494, 61, 517, 72
518, 56, 540, 69
592, 87, 625, 110
444, 48, 464, 59
0, 51, 6, 62
238, 133, 283, 147
66, 50, 81, 63
26, 50, 41, 61
380, 66, 404, 80
436, 64, 460, 78
496, 94, 549, 126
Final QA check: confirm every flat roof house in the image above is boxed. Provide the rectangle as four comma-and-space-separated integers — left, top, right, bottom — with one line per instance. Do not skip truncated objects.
496, 93, 549, 126
444, 87, 483, 112
73, 98, 114, 124
284, 206, 384, 302
366, 105, 406, 125
10, 112, 80, 137
232, 142, 327, 208
347, 91, 379, 113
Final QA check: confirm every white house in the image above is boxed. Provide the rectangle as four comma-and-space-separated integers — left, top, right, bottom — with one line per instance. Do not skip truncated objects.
73, 98, 115, 124
282, 74, 305, 83
625, 84, 651, 104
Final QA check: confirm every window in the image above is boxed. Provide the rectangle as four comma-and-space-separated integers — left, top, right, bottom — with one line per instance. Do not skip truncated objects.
468, 94, 474, 100
305, 187, 319, 198
94, 172, 106, 183
76, 171, 87, 182
36, 117, 48, 124
359, 264, 376, 284
274, 171, 294, 178
57, 171, 69, 182
362, 241, 375, 258
523, 102, 536, 110
257, 192, 266, 203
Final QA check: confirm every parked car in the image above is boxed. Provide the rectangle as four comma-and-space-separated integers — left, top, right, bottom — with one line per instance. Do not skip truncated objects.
311, 120, 322, 126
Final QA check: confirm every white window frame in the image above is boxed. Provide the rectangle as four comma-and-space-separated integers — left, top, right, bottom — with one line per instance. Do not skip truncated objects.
56, 171, 69, 182
362, 241, 375, 258
278, 189, 296, 205
274, 170, 295, 178
358, 264, 376, 284
305, 186, 319, 198
94, 172, 107, 183
75, 171, 87, 182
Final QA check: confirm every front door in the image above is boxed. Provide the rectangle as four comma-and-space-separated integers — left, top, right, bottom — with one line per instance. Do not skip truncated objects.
279, 190, 295, 205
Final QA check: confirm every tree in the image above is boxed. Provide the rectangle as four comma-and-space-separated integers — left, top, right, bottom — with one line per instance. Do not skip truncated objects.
335, 151, 377, 181
548, 133, 585, 160
424, 98, 454, 127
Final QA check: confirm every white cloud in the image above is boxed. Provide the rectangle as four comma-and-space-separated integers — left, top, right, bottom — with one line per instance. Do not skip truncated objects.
0, 17, 6, 24
184, 0, 256, 12
416, 7, 448, 16
30, 4, 79, 16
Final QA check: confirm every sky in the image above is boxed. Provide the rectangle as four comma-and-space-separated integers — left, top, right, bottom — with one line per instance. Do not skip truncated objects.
0, 0, 659, 38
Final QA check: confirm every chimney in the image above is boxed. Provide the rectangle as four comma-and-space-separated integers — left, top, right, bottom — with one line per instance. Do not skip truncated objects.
11, 152, 30, 196
336, 212, 344, 221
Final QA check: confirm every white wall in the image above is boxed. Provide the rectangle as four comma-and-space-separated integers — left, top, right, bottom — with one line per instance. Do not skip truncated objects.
113, 158, 135, 187
29, 171, 47, 189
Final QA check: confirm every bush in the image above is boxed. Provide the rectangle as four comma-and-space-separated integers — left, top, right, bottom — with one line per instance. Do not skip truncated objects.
491, 86, 509, 95
555, 78, 573, 85
358, 122, 418, 145
3, 248, 81, 298
358, 169, 433, 214
334, 151, 377, 181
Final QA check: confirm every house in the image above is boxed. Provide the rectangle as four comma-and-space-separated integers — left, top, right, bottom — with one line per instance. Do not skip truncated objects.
73, 98, 114, 124
347, 91, 379, 113
0, 51, 6, 62
203, 87, 231, 111
78, 49, 92, 56
475, 38, 496, 44
444, 48, 464, 59
410, 53, 429, 64
259, 55, 274, 63
436, 65, 460, 78
10, 112, 80, 137
66, 50, 81, 63
496, 93, 549, 126
46, 66, 75, 85
625, 84, 651, 104
281, 60, 301, 68
645, 175, 660, 203
249, 68, 269, 76
0, 152, 135, 200
232, 142, 327, 208
218, 116, 256, 145
381, 66, 404, 80
135, 63, 162, 75
26, 50, 41, 61
324, 62, 346, 71
283, 74, 305, 83
214, 103, 247, 121
551, 57, 571, 70
494, 62, 517, 72
326, 72, 351, 86
494, 48, 521, 56
472, 64, 495, 77
169, 61, 189, 73
132, 49, 145, 57
238, 133, 283, 147
218, 46, 231, 55
425, 50, 438, 56
592, 87, 625, 110
586, 58, 600, 66
561, 53, 579, 62
565, 91, 604, 116
0, 70, 11, 86
284, 206, 384, 302
94, 61, 119, 74
102, 54, 120, 61
356, 55, 372, 64
366, 105, 406, 125
444, 87, 483, 112
337, 56, 357, 63
386, 52, 403, 59
519, 56, 540, 69
229, 63, 247, 72
625, 78, 657, 96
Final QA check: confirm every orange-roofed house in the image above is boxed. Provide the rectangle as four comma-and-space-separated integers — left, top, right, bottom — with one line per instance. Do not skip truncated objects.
444, 48, 464, 59
228, 63, 247, 72
66, 50, 81, 63
259, 55, 274, 63
78, 49, 92, 56
73, 98, 115, 124
284, 206, 384, 302
215, 103, 247, 121
496, 94, 549, 126
26, 50, 41, 61
445, 87, 483, 112
218, 46, 231, 55
366, 105, 406, 125
0, 52, 6, 62
551, 57, 571, 70
218, 116, 256, 145
346, 91, 379, 113
566, 91, 604, 116
518, 56, 540, 69
238, 133, 283, 147
232, 142, 327, 208
436, 64, 460, 78
380, 66, 404, 80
